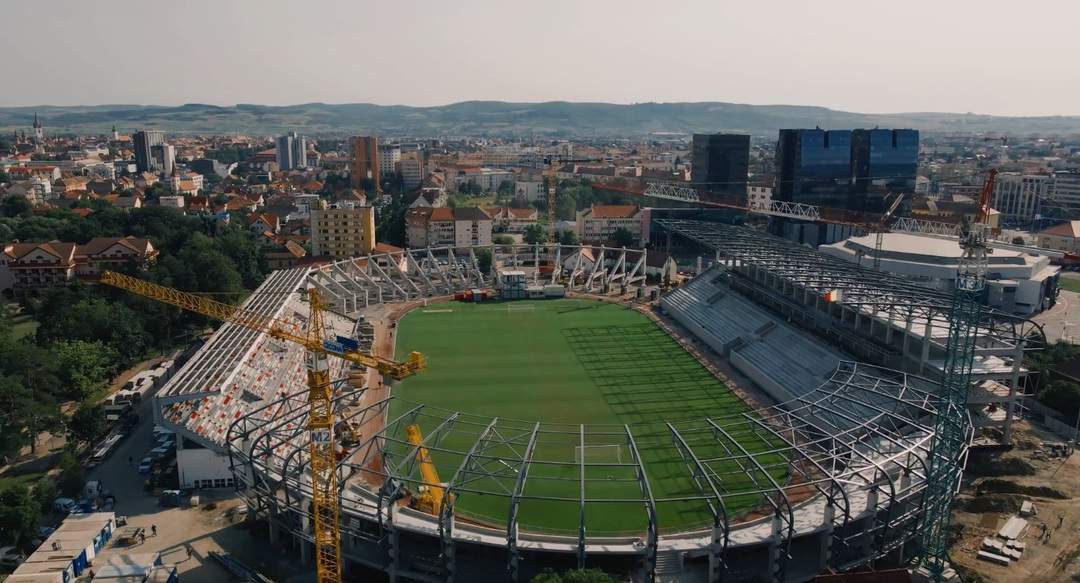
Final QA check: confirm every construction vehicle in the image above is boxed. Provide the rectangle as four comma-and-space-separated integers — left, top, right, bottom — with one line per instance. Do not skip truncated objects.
98, 270, 426, 583
404, 423, 447, 515
917, 169, 998, 582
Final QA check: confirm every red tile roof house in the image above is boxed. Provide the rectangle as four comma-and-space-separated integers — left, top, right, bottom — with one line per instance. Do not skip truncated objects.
1, 236, 158, 293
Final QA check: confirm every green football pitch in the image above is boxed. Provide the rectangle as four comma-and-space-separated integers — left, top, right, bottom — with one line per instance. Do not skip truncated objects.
390, 299, 787, 535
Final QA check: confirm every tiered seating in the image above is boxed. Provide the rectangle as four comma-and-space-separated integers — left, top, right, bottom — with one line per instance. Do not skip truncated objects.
662, 264, 844, 404
661, 266, 773, 353
158, 266, 359, 451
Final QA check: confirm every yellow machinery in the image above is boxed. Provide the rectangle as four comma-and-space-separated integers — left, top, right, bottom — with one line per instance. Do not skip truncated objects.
99, 270, 426, 583
404, 423, 446, 515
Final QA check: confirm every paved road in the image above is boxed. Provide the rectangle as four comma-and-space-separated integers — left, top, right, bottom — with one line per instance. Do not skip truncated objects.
1032, 290, 1080, 344
84, 378, 303, 581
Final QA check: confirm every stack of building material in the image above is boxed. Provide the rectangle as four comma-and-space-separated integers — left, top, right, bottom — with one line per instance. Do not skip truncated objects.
979, 515, 1029, 566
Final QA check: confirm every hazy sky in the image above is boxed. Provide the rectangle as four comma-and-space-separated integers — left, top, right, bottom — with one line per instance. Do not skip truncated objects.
4, 0, 1079, 116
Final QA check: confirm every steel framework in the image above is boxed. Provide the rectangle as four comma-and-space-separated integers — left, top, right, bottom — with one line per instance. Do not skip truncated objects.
228, 354, 948, 582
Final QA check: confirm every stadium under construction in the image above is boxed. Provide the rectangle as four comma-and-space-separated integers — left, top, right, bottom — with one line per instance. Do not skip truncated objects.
147, 221, 1045, 582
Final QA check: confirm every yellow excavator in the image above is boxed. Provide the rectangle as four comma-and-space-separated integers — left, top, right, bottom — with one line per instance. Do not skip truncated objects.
404, 423, 447, 515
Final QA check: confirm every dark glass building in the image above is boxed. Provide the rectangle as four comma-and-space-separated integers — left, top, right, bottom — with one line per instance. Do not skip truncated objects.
133, 130, 165, 173
775, 128, 918, 213
691, 133, 750, 198
851, 129, 919, 213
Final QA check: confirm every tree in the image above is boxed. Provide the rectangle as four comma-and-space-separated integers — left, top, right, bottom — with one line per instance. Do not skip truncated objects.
56, 450, 84, 497
476, 248, 493, 275
144, 183, 172, 200
1, 195, 32, 218
1038, 380, 1080, 420
51, 340, 119, 400
0, 485, 41, 546
67, 404, 108, 446
524, 224, 547, 245
559, 230, 579, 246
493, 234, 514, 245
610, 227, 636, 248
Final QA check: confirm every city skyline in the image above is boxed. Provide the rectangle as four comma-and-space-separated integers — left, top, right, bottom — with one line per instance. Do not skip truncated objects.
3, 0, 1079, 117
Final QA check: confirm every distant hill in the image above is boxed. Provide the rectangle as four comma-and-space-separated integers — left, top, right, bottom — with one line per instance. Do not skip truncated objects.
3, 101, 1080, 137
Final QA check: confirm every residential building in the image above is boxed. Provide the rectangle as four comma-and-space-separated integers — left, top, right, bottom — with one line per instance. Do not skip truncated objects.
158, 195, 185, 209
575, 204, 646, 245
167, 171, 204, 195
407, 188, 448, 208
451, 167, 514, 192
748, 185, 773, 208
992, 173, 1050, 224
691, 133, 750, 197
311, 205, 376, 259
150, 143, 176, 176
247, 213, 281, 234
1, 236, 157, 292
263, 239, 307, 270
133, 130, 165, 173
1036, 221, 1080, 254
514, 177, 546, 203
8, 165, 60, 181
378, 142, 401, 177
1050, 172, 1080, 215
276, 131, 308, 171
399, 152, 425, 190
775, 128, 918, 212
452, 207, 493, 247
349, 136, 380, 191
406, 207, 492, 248
490, 207, 538, 233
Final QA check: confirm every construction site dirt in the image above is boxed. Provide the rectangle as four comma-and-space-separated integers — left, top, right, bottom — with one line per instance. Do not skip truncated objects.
951, 418, 1080, 582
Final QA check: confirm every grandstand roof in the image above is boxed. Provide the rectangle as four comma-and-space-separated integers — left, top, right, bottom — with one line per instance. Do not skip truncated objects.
656, 219, 1044, 354
155, 266, 354, 448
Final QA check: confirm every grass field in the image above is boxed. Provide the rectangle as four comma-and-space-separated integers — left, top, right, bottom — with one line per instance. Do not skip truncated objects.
1059, 276, 1080, 294
391, 299, 787, 534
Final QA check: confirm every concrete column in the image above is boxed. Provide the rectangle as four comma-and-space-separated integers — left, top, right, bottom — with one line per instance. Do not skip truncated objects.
821, 500, 836, 568
769, 513, 782, 583
1004, 341, 1024, 444
920, 318, 934, 375
903, 318, 913, 359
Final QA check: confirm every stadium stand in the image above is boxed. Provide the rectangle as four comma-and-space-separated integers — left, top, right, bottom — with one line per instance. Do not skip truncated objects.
661, 264, 843, 404
157, 267, 354, 451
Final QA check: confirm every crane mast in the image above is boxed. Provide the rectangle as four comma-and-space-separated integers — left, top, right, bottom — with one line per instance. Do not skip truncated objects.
918, 169, 997, 581
99, 270, 427, 583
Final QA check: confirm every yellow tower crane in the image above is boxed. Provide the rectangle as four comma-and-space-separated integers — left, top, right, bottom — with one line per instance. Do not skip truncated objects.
98, 271, 425, 583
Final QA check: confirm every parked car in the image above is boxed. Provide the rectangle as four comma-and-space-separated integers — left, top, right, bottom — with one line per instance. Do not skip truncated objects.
0, 545, 25, 568
52, 497, 76, 513
138, 457, 154, 474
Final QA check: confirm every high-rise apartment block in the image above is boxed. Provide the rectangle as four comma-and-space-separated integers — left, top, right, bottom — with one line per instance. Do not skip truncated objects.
775, 128, 918, 212
690, 133, 750, 197
151, 143, 176, 176
276, 131, 308, 171
378, 142, 401, 178
350, 136, 380, 191
311, 205, 376, 259
133, 130, 165, 173
993, 173, 1051, 224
